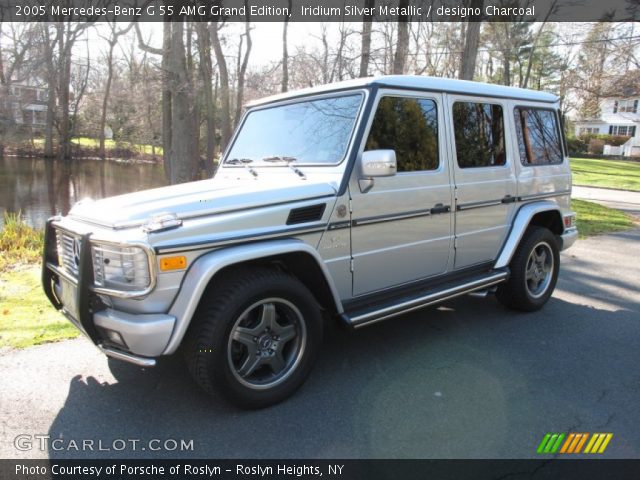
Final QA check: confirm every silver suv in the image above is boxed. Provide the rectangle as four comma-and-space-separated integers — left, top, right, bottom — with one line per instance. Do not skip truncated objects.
42, 76, 578, 408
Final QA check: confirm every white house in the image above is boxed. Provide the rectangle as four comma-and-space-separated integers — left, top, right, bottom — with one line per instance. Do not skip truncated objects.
574, 96, 640, 157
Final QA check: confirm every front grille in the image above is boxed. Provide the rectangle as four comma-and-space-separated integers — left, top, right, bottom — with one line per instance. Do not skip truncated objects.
56, 230, 81, 278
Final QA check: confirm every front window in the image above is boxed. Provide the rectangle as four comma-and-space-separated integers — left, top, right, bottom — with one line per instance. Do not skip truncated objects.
225, 93, 363, 165
365, 96, 439, 172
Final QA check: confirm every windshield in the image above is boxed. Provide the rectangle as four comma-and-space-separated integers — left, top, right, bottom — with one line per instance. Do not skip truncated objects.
225, 93, 363, 165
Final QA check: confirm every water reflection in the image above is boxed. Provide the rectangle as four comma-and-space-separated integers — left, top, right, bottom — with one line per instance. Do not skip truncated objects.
0, 157, 167, 229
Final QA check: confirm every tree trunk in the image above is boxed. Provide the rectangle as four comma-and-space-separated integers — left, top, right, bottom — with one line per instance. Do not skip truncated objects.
168, 20, 197, 184
57, 23, 73, 160
41, 25, 57, 159
162, 22, 173, 182
196, 22, 216, 176
459, 0, 483, 80
393, 0, 410, 74
235, 15, 252, 128
99, 41, 115, 159
211, 21, 231, 151
281, 0, 292, 92
359, 0, 375, 78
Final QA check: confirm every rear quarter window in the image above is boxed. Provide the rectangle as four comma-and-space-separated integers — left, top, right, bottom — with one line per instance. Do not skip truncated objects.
514, 107, 564, 166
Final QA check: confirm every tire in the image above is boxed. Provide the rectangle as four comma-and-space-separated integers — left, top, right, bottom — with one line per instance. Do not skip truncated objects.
183, 267, 323, 408
496, 226, 560, 312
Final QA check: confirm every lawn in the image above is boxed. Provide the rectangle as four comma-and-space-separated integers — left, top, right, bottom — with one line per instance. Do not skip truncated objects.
0, 266, 78, 348
30, 136, 162, 156
572, 199, 635, 238
570, 157, 640, 191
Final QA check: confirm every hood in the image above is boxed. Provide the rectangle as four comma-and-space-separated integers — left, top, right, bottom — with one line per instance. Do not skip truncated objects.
69, 177, 337, 229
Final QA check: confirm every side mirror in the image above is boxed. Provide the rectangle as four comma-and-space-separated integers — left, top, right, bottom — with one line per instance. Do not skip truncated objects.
358, 150, 397, 193
360, 150, 397, 177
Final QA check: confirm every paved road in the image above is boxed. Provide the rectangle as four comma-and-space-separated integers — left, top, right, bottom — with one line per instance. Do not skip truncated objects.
1, 230, 639, 460
573, 186, 640, 218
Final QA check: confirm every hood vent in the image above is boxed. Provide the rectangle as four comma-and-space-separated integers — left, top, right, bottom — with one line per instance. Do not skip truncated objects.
286, 204, 326, 225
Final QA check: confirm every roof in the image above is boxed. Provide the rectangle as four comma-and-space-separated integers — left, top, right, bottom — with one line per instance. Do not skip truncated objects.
248, 75, 559, 107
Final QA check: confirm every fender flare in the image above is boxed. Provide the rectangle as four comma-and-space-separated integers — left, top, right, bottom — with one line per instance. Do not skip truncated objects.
162, 239, 343, 354
494, 200, 563, 269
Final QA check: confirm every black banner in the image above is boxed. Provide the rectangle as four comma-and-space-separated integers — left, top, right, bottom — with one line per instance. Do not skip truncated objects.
0, 0, 639, 22
3, 460, 640, 480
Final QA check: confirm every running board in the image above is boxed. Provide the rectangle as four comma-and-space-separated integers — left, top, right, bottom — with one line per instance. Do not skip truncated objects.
343, 270, 509, 329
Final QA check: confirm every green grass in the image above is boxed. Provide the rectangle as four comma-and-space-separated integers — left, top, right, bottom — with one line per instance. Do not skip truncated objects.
31, 136, 162, 156
0, 212, 44, 272
0, 214, 74, 348
571, 157, 640, 191
0, 266, 78, 348
572, 199, 635, 238
70, 137, 162, 156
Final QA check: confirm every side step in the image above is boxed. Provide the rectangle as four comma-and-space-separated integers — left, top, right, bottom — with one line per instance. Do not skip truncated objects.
342, 269, 509, 329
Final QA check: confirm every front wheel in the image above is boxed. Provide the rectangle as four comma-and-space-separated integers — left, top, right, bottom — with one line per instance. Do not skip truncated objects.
183, 267, 323, 408
496, 226, 560, 312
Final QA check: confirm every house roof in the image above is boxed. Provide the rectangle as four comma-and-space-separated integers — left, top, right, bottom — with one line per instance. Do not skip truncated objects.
248, 75, 559, 107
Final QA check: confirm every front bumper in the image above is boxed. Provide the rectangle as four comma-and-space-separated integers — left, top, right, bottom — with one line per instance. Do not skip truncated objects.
560, 227, 578, 251
42, 219, 173, 366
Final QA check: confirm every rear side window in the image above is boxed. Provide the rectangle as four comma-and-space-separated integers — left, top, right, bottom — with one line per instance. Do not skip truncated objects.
365, 96, 439, 172
452, 102, 505, 168
514, 107, 563, 165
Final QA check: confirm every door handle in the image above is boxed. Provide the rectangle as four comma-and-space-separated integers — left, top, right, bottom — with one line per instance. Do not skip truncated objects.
431, 204, 451, 215
501, 195, 516, 204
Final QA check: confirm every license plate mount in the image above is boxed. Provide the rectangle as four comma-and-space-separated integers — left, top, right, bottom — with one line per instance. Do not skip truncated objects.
60, 277, 79, 321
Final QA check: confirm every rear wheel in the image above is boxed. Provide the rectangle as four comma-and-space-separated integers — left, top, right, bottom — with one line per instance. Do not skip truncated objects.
183, 267, 323, 408
496, 226, 560, 312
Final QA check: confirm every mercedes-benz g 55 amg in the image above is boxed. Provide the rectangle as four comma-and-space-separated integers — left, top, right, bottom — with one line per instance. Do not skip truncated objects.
43, 76, 578, 407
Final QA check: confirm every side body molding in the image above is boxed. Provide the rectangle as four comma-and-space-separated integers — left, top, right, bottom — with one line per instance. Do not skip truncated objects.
494, 200, 563, 269
163, 239, 343, 354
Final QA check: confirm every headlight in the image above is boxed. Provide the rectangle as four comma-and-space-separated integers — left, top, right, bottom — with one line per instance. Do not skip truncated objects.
91, 243, 151, 292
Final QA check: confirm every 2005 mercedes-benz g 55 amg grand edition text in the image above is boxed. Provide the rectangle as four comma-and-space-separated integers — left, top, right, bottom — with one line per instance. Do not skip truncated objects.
43, 76, 577, 408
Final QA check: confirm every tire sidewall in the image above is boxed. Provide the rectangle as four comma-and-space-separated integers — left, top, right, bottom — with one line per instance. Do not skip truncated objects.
519, 229, 560, 309
204, 272, 322, 408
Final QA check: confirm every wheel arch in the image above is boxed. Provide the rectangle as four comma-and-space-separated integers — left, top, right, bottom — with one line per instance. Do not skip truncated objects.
494, 200, 564, 269
163, 239, 342, 354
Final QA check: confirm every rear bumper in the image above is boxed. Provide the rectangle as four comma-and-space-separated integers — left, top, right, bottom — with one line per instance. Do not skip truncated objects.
560, 227, 578, 251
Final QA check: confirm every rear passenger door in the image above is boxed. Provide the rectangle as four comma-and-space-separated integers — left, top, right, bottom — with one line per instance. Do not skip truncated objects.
446, 96, 517, 269
350, 91, 453, 296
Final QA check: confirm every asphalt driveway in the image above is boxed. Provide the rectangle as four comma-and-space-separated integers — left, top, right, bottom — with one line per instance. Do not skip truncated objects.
1, 229, 639, 459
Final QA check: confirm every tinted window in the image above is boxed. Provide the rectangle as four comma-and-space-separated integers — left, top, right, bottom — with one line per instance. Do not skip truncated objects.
226, 94, 362, 165
453, 102, 505, 168
514, 107, 563, 165
365, 96, 439, 172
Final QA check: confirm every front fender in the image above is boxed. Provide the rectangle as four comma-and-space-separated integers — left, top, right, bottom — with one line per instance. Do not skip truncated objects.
494, 200, 563, 269
162, 239, 342, 354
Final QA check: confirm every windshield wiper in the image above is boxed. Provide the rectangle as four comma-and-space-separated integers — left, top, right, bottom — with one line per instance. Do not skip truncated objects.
262, 156, 306, 180
226, 158, 258, 178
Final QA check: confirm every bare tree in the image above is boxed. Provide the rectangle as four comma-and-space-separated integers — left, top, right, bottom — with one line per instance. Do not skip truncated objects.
392, 0, 410, 74
97, 22, 133, 159
235, 7, 252, 127
211, 20, 232, 151
195, 22, 216, 175
459, 0, 484, 80
281, 0, 292, 92
359, 0, 375, 77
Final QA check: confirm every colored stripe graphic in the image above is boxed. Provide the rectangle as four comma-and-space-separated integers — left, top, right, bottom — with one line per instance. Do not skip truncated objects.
537, 433, 565, 454
539, 433, 613, 454
584, 433, 614, 454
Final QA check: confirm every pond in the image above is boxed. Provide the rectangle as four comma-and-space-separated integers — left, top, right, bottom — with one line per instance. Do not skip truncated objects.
0, 157, 167, 230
